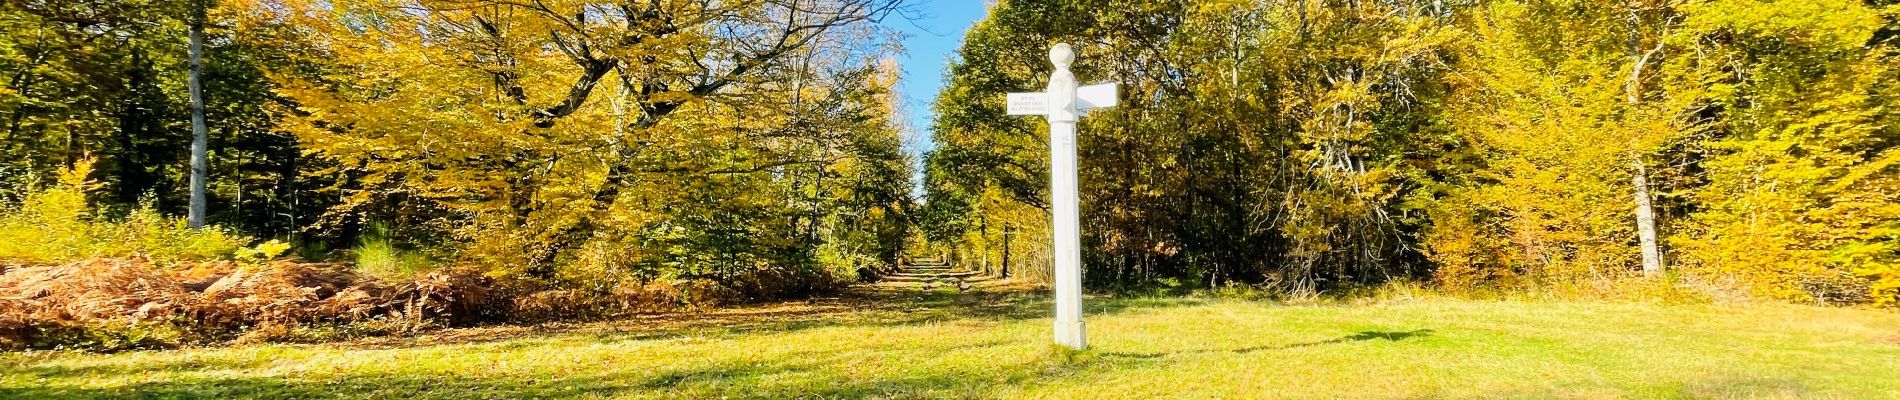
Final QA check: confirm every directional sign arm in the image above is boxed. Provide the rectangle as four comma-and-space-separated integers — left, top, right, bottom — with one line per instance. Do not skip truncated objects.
1007, 92, 1049, 115
1076, 83, 1118, 111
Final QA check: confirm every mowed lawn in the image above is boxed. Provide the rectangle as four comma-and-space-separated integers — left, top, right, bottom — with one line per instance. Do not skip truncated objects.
5, 283, 1900, 399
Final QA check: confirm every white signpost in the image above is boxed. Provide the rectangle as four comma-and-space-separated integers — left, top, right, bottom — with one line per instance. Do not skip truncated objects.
1007, 43, 1117, 350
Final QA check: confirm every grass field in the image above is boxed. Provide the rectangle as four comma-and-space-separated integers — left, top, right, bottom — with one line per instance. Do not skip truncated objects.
5, 282, 1900, 399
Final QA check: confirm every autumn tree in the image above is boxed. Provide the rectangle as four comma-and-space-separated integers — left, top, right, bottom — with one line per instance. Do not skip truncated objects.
1671, 0, 1900, 303
1427, 0, 1705, 286
252, 0, 912, 292
926, 0, 1898, 303
926, 0, 1458, 292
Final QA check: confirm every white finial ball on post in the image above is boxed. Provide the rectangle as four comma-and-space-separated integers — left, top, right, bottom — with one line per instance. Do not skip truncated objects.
1050, 43, 1075, 68
1046, 44, 1079, 123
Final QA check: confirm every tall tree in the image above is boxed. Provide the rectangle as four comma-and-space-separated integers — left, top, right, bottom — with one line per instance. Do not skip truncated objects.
187, 0, 208, 228
251, 0, 911, 287
1623, 0, 1664, 277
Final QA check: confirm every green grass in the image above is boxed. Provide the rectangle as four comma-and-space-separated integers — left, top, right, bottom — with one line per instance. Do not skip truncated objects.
4, 284, 1899, 399
350, 223, 436, 278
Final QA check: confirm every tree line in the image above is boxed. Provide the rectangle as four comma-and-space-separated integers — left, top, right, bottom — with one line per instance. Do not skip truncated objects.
2, 0, 914, 299
923, 0, 1900, 304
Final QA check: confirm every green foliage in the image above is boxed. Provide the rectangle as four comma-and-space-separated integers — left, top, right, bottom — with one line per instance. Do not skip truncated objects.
236, 239, 292, 261
350, 223, 436, 279
0, 0, 314, 240
28, 319, 191, 352
0, 160, 248, 265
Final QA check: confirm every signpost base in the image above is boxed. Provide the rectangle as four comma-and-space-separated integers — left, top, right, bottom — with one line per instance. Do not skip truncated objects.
1055, 320, 1087, 350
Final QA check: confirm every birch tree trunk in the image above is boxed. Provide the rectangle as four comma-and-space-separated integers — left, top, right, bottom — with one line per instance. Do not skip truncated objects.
1626, 2, 1665, 277
1632, 158, 1662, 276
187, 0, 209, 229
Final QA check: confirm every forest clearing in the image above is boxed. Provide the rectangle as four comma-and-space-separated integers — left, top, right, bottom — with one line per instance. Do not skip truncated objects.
5, 0, 1900, 398
7, 279, 1900, 399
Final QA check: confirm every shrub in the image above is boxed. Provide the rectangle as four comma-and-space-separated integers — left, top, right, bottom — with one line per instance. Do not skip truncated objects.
352, 222, 438, 279
0, 163, 842, 350
1420, 197, 1525, 294
0, 159, 248, 266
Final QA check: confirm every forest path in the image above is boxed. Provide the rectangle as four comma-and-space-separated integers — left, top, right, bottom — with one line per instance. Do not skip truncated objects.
872, 257, 1003, 293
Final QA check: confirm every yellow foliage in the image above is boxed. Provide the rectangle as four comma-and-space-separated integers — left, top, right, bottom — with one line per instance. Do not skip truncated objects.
1434, 0, 1700, 282
0, 159, 249, 266
1422, 195, 1521, 292
242, 0, 911, 292
1672, 0, 1900, 304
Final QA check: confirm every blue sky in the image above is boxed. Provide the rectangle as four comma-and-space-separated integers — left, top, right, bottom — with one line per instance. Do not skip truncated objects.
884, 2, 990, 195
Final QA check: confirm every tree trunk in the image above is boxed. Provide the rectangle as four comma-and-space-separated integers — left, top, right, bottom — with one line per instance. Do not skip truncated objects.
1632, 158, 1663, 277
1001, 225, 1012, 278
1624, 4, 1666, 277
978, 211, 991, 276
187, 0, 209, 229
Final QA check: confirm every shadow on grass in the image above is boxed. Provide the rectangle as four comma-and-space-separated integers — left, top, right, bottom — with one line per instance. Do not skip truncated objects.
1, 335, 1049, 399
1435, 374, 1812, 399
0, 282, 1209, 399
5, 354, 278, 383
1102, 329, 1436, 359
327, 282, 1205, 351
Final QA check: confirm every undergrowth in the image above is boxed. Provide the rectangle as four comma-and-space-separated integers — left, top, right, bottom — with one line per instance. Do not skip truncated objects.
0, 159, 247, 266
352, 222, 437, 279
0, 162, 768, 351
